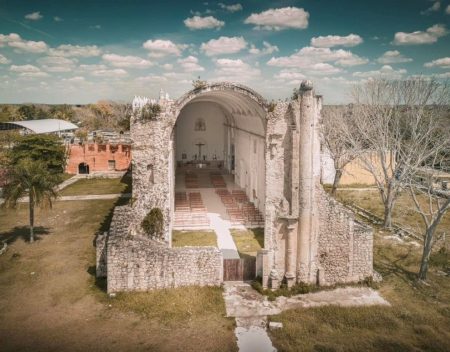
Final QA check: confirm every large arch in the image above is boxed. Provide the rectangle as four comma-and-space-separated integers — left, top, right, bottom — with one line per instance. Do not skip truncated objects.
169, 83, 269, 233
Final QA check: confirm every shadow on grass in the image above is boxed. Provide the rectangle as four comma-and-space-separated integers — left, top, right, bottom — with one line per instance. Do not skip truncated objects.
87, 265, 107, 292
374, 243, 419, 284
0, 226, 50, 244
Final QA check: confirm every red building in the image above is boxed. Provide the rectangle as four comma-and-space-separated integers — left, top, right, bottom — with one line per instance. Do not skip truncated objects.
66, 143, 131, 174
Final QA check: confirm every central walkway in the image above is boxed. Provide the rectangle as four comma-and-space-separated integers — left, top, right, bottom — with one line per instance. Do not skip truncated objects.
175, 168, 242, 259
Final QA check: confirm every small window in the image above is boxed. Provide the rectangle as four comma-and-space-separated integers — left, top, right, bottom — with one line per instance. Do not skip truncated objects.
98, 144, 107, 152
88, 144, 95, 152
108, 160, 116, 170
147, 164, 154, 184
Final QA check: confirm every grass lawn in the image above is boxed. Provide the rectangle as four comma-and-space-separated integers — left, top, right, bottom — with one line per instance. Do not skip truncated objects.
0, 199, 236, 352
59, 175, 132, 196
230, 228, 264, 258
269, 190, 450, 352
334, 189, 450, 239
172, 230, 217, 247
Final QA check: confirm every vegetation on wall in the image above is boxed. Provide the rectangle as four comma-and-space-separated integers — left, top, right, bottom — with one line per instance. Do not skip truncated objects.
140, 103, 162, 121
192, 76, 207, 90
141, 208, 164, 239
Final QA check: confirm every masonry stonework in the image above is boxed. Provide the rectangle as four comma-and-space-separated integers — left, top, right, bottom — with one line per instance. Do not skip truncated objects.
96, 81, 374, 292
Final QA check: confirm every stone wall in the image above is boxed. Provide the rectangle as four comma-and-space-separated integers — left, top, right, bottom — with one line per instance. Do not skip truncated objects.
317, 187, 373, 285
98, 205, 223, 293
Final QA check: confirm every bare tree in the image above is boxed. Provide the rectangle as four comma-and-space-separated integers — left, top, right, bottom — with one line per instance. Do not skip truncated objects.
321, 105, 360, 195
406, 120, 450, 280
346, 77, 449, 228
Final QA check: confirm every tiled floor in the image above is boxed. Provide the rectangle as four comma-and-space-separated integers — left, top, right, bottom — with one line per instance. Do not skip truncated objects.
173, 168, 264, 259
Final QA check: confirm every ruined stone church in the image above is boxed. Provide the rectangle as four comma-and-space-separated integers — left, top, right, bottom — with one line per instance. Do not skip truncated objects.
97, 80, 373, 293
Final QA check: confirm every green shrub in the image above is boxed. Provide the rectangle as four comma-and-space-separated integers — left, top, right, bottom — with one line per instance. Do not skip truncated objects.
141, 208, 164, 239
140, 104, 161, 121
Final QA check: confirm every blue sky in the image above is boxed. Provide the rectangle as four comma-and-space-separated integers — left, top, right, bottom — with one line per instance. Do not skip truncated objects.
0, 0, 449, 104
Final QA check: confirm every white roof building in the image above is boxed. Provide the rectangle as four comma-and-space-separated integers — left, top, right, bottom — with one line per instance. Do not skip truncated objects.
0, 119, 78, 134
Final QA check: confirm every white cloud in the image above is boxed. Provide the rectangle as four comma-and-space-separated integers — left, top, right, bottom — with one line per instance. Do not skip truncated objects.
184, 16, 224, 30
54, 16, 63, 22
201, 36, 247, 56
353, 65, 406, 79
102, 53, 153, 68
92, 68, 128, 77
274, 70, 306, 84
244, 7, 309, 30
0, 54, 11, 64
65, 76, 85, 82
0, 33, 21, 46
421, 1, 441, 15
436, 72, 450, 78
424, 57, 450, 68
311, 34, 363, 48
25, 12, 43, 21
177, 56, 204, 72
218, 3, 242, 12
377, 50, 412, 64
9, 39, 48, 53
214, 58, 260, 81
136, 75, 167, 83
38, 56, 77, 72
161, 63, 173, 70
392, 24, 448, 45
267, 46, 368, 69
249, 41, 279, 55
78, 64, 108, 71
447, 5, 450, 14
49, 44, 102, 57
10, 64, 48, 77
0, 33, 48, 54
143, 39, 187, 57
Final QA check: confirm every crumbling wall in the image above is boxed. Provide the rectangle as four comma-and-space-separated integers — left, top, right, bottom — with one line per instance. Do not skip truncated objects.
317, 187, 373, 285
100, 205, 223, 293
130, 107, 175, 243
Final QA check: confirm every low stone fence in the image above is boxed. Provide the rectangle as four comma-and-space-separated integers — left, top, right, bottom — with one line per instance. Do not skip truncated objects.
97, 205, 223, 293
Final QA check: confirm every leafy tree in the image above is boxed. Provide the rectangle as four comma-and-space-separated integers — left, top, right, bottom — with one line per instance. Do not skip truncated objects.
8, 134, 67, 174
2, 159, 59, 243
0, 105, 19, 122
49, 104, 75, 121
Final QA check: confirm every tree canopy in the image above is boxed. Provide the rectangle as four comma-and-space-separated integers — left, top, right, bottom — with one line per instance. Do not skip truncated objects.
7, 134, 67, 175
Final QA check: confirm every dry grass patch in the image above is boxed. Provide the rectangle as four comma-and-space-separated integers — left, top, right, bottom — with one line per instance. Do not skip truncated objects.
334, 189, 450, 240
172, 230, 217, 247
0, 199, 236, 352
59, 175, 131, 196
270, 191, 450, 352
230, 228, 264, 258
112, 286, 230, 326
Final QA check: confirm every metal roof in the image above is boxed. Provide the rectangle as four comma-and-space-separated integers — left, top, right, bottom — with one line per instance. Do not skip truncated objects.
0, 119, 78, 134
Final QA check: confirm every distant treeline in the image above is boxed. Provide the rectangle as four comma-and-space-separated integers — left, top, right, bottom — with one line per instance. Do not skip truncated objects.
0, 101, 132, 132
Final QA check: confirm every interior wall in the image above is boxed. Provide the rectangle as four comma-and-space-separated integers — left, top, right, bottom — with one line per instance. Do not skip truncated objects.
233, 128, 266, 214
175, 102, 226, 161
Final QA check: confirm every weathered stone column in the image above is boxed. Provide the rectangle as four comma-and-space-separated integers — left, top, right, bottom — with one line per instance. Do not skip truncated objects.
285, 217, 297, 287
296, 80, 318, 284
